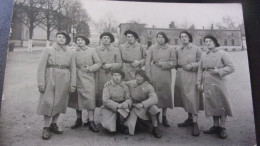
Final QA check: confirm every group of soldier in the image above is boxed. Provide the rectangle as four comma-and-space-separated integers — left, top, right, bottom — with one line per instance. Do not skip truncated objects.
36, 29, 235, 141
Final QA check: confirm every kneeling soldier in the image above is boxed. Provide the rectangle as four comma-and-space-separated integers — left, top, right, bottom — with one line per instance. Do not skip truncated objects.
125, 70, 161, 138
100, 70, 132, 134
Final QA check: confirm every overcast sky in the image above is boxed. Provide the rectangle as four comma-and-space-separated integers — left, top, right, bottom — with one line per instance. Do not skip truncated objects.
80, 0, 244, 29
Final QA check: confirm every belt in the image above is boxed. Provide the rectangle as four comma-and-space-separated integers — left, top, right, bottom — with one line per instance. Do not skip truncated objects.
122, 58, 134, 64
203, 67, 215, 71
176, 65, 183, 69
47, 64, 70, 69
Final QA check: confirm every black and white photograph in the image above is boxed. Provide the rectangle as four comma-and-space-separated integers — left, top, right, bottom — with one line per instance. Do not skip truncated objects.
0, 0, 257, 145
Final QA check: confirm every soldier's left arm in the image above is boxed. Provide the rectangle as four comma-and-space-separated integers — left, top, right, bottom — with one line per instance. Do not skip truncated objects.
89, 49, 102, 72
110, 48, 123, 70
123, 85, 132, 108
139, 44, 147, 66
70, 51, 77, 89
190, 47, 203, 72
161, 47, 177, 69
141, 85, 158, 108
217, 52, 235, 78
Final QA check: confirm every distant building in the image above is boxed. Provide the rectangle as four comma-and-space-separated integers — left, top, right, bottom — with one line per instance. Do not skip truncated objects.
119, 22, 245, 51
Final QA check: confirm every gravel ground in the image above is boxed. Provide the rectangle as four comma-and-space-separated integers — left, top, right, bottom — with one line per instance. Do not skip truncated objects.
0, 50, 256, 146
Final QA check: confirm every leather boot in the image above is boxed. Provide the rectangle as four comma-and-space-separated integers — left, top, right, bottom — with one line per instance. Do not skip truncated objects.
218, 127, 228, 139
50, 123, 63, 134
178, 118, 193, 127
71, 118, 82, 129
83, 119, 90, 127
152, 127, 162, 138
191, 122, 200, 137
162, 116, 170, 127
42, 127, 51, 140
89, 121, 99, 133
203, 126, 220, 134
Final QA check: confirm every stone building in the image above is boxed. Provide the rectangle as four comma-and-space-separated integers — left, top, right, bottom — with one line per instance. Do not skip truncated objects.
119, 22, 245, 51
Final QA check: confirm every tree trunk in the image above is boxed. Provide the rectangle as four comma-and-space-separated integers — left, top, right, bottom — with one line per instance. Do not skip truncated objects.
46, 26, 51, 48
28, 26, 34, 52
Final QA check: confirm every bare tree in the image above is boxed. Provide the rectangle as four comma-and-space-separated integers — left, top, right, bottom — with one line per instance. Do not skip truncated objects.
94, 13, 118, 35
13, 0, 45, 52
215, 16, 239, 30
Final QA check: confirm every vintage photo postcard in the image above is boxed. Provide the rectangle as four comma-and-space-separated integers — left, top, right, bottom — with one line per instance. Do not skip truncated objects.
0, 0, 256, 145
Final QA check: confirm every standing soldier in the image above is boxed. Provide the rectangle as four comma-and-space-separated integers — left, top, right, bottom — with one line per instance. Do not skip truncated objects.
68, 34, 102, 132
124, 70, 161, 138
197, 35, 235, 139
100, 70, 132, 134
120, 30, 146, 80
37, 32, 76, 140
145, 32, 176, 127
174, 30, 203, 136
96, 32, 122, 107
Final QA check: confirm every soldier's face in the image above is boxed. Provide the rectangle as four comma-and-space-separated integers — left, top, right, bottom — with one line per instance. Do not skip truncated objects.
205, 38, 215, 49
113, 73, 122, 84
136, 74, 144, 85
180, 33, 190, 44
57, 34, 66, 45
157, 35, 166, 45
76, 38, 86, 47
101, 36, 111, 45
126, 34, 136, 44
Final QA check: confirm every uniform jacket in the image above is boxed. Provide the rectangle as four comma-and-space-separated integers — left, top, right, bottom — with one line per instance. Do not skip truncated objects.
95, 44, 122, 107
174, 43, 204, 114
100, 80, 132, 132
37, 43, 76, 116
145, 43, 176, 108
119, 42, 146, 80
197, 48, 234, 116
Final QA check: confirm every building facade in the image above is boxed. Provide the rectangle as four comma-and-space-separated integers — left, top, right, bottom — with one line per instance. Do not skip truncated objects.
119, 22, 245, 51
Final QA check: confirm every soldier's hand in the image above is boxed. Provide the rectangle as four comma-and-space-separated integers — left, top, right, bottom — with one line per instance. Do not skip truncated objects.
196, 84, 203, 91
135, 103, 144, 109
155, 61, 162, 67
38, 85, 45, 93
131, 60, 140, 67
70, 86, 76, 93
183, 64, 192, 71
120, 102, 129, 109
209, 69, 219, 75
103, 64, 112, 69
81, 67, 91, 73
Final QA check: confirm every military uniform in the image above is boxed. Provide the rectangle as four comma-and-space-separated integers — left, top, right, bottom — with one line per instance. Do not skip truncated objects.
37, 43, 76, 116
68, 45, 101, 110
120, 42, 146, 80
95, 45, 122, 107
124, 80, 160, 135
197, 48, 234, 116
100, 80, 132, 132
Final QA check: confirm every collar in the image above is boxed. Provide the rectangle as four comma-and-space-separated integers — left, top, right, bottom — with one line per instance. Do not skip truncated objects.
132, 80, 147, 88
156, 43, 168, 50
111, 80, 124, 87
76, 45, 88, 51
181, 43, 192, 50
54, 43, 67, 51
207, 47, 219, 54
126, 41, 138, 48
101, 44, 111, 51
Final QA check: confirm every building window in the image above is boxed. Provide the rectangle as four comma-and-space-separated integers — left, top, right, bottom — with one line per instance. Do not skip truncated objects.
175, 39, 178, 45
224, 39, 228, 46
231, 39, 235, 45
200, 39, 203, 45
231, 33, 233, 37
